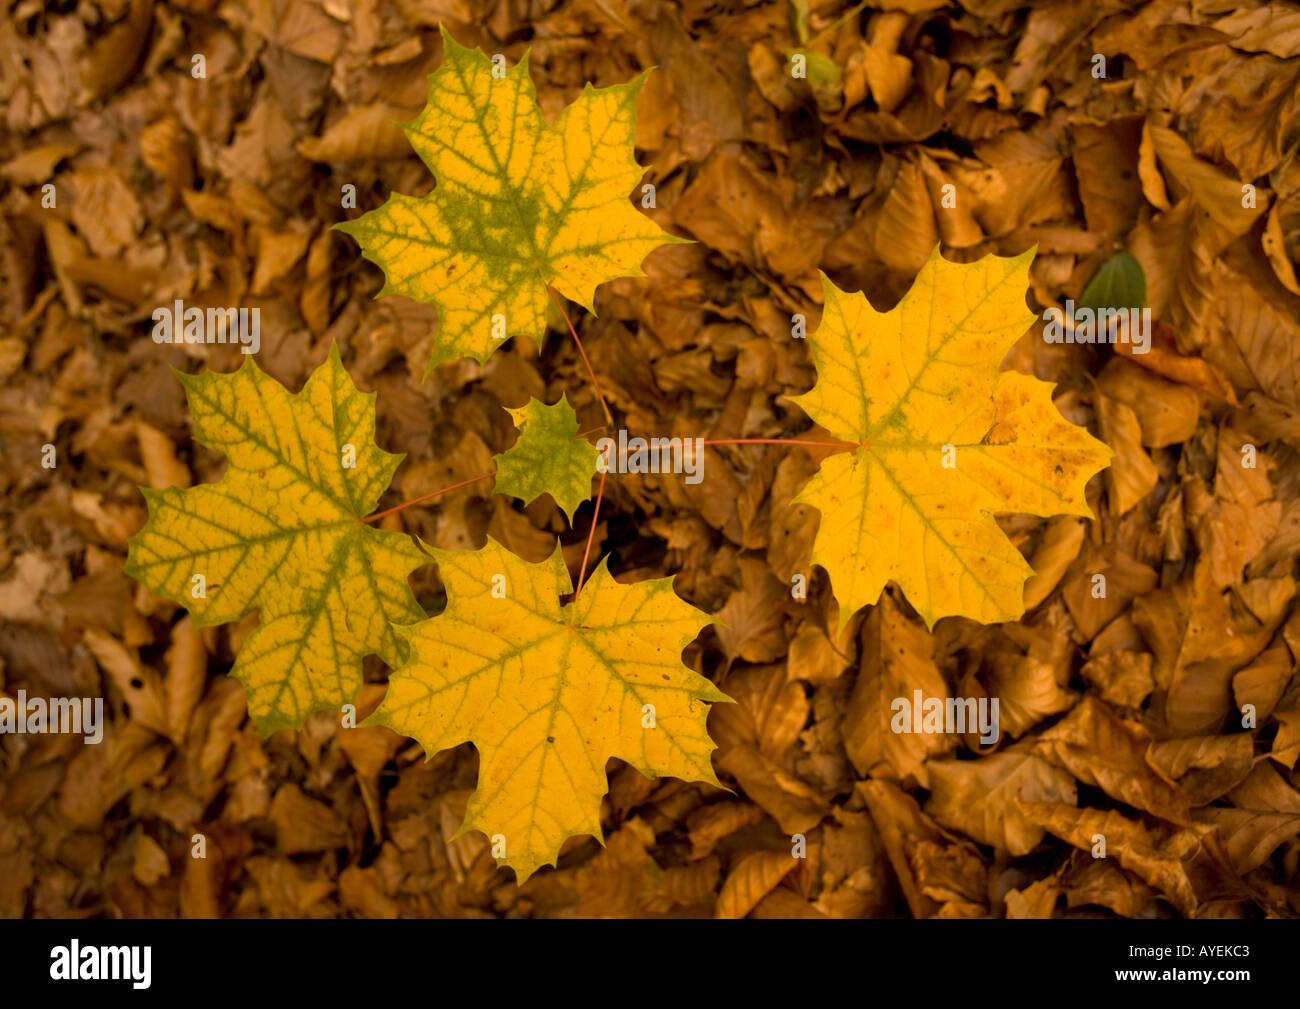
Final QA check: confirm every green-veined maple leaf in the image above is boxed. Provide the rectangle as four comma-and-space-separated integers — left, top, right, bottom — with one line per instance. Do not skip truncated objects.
125, 346, 428, 732
336, 27, 684, 374
492, 394, 599, 522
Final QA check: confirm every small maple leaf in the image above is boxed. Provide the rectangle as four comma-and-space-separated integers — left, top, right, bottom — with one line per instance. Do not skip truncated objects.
791, 247, 1113, 629
492, 394, 600, 522
369, 538, 731, 881
125, 346, 429, 733
336, 28, 684, 375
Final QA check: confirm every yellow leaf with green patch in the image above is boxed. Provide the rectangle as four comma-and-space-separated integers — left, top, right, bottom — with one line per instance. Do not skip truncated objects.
369, 538, 730, 881
336, 27, 683, 375
791, 247, 1112, 629
492, 394, 599, 522
125, 346, 429, 733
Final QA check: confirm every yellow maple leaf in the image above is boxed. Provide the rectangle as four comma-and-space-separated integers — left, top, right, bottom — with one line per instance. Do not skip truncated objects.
125, 346, 429, 732
369, 538, 730, 881
336, 28, 684, 374
791, 247, 1113, 629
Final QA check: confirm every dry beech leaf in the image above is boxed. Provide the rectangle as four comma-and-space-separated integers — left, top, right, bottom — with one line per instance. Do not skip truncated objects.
842, 594, 951, 787
0, 143, 81, 184
1005, 877, 1060, 919
297, 102, 414, 162
1017, 801, 1199, 916
1209, 763, 1300, 872
685, 802, 764, 861
715, 849, 798, 919
1147, 734, 1254, 806
1032, 696, 1191, 825
1022, 515, 1086, 610
715, 742, 829, 835
926, 750, 1077, 856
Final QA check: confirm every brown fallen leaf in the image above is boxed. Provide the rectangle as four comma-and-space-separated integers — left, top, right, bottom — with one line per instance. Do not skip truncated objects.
858, 779, 986, 919
715, 743, 827, 834
338, 864, 400, 918
713, 559, 790, 664
1133, 562, 1288, 734
842, 594, 953, 786
135, 420, 191, 491
82, 628, 169, 737
1080, 651, 1155, 709
269, 784, 348, 855
1062, 856, 1155, 917
1017, 801, 1198, 916
983, 646, 1075, 740
684, 801, 764, 861
1096, 358, 1202, 449
1114, 321, 1238, 404
139, 116, 194, 193
1033, 696, 1191, 824
1232, 645, 1294, 723
926, 750, 1076, 856
1148, 734, 1254, 805
715, 849, 798, 919
1022, 515, 1086, 611
132, 833, 171, 886
1271, 706, 1300, 770
1186, 424, 1281, 588
0, 144, 81, 185
750, 887, 829, 918
163, 615, 206, 745
1095, 392, 1158, 515
1005, 877, 1061, 919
